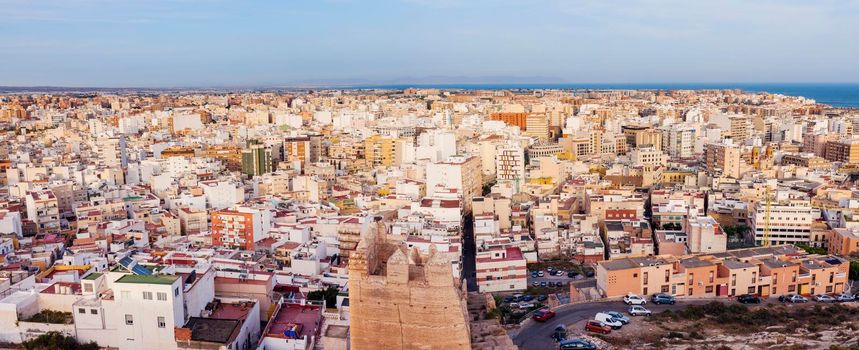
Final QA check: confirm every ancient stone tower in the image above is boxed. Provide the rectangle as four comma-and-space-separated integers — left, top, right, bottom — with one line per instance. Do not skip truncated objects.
348, 227, 471, 350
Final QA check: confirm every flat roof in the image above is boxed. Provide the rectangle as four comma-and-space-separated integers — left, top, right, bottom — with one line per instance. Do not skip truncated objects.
185, 317, 240, 344
82, 272, 103, 280
115, 274, 179, 285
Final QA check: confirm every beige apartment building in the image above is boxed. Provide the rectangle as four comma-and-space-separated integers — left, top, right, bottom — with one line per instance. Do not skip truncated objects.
705, 143, 747, 178
596, 245, 847, 298
824, 139, 859, 164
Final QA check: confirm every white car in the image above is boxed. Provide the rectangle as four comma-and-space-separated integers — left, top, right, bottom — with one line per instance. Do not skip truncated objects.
594, 312, 623, 329
623, 294, 647, 305
518, 302, 535, 309
628, 305, 652, 316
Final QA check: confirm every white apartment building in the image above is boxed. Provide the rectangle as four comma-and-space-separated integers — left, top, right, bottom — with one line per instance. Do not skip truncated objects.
201, 180, 244, 210
660, 125, 695, 159
475, 246, 527, 293
75, 273, 185, 350
25, 190, 60, 233
750, 194, 816, 246
425, 155, 483, 212
686, 216, 728, 254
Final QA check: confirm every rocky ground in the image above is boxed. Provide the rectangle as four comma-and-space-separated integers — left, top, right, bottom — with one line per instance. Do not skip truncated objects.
575, 301, 859, 350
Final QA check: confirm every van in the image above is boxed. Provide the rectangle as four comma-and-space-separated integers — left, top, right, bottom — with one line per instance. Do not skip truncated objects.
594, 312, 623, 329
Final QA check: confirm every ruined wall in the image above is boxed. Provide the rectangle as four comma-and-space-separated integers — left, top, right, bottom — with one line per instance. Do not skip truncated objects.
348, 230, 471, 350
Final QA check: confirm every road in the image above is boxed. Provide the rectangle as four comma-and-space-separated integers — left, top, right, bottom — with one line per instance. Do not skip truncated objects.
511, 299, 714, 350
461, 214, 477, 291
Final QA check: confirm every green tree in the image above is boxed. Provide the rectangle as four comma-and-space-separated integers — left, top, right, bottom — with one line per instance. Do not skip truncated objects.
308, 286, 340, 308
850, 260, 859, 281
795, 244, 827, 255
23, 332, 98, 350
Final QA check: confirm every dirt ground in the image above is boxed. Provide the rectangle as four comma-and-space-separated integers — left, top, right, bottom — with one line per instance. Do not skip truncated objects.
562, 301, 859, 350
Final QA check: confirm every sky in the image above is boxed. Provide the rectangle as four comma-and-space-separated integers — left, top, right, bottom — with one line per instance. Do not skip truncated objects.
1, 0, 859, 87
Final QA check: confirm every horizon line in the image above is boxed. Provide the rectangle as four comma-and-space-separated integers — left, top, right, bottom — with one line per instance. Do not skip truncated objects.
3, 81, 859, 91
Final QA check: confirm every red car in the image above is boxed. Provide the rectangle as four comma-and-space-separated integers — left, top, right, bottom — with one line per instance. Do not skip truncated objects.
585, 320, 611, 334
532, 309, 556, 322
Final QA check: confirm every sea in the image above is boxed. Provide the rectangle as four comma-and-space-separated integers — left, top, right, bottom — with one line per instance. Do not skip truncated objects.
352, 83, 859, 108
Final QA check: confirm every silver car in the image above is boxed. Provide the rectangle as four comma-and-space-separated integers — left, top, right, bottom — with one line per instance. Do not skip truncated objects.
628, 305, 652, 316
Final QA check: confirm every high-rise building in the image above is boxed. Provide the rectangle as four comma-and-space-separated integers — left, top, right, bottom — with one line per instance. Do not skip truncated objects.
525, 113, 549, 140
660, 125, 695, 159
705, 142, 746, 178
495, 143, 525, 190
241, 142, 273, 177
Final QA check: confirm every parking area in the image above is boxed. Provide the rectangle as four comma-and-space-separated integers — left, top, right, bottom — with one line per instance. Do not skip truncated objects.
527, 264, 594, 290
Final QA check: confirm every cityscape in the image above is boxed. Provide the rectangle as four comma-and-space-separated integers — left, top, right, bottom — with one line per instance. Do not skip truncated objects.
3, 1, 859, 350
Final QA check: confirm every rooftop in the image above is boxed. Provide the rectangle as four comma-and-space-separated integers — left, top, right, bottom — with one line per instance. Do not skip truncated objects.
115, 274, 179, 285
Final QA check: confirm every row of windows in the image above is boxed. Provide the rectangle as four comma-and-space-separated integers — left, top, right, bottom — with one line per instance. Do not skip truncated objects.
124, 314, 166, 328
120, 290, 172, 301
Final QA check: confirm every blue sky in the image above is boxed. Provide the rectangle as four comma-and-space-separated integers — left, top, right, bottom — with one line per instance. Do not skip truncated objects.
1, 0, 858, 87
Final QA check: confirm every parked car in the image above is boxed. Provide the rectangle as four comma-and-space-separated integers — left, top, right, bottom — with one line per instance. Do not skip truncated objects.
552, 324, 567, 341
538, 271, 546, 277
531, 271, 539, 278
555, 270, 566, 276
584, 320, 612, 334
585, 271, 595, 277
521, 295, 534, 302
540, 281, 547, 288
737, 294, 762, 304
623, 293, 647, 305
532, 281, 540, 287
604, 311, 630, 324
594, 312, 623, 329
518, 302, 535, 309
651, 293, 676, 305
628, 305, 652, 316
780, 294, 808, 303
836, 293, 854, 302
537, 295, 548, 302
548, 282, 556, 287
559, 338, 598, 350
532, 309, 556, 322
567, 271, 579, 278
813, 294, 836, 303
503, 296, 515, 303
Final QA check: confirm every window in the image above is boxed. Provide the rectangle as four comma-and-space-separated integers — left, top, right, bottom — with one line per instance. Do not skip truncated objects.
174, 288, 180, 296
125, 314, 134, 325
157, 316, 166, 328
748, 286, 755, 294
78, 308, 86, 314
90, 309, 98, 315
157, 292, 168, 301
705, 286, 714, 293
143, 291, 153, 300
83, 284, 93, 293
121, 291, 131, 300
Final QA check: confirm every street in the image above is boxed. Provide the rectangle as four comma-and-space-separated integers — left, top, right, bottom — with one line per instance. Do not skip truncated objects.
511, 299, 715, 350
